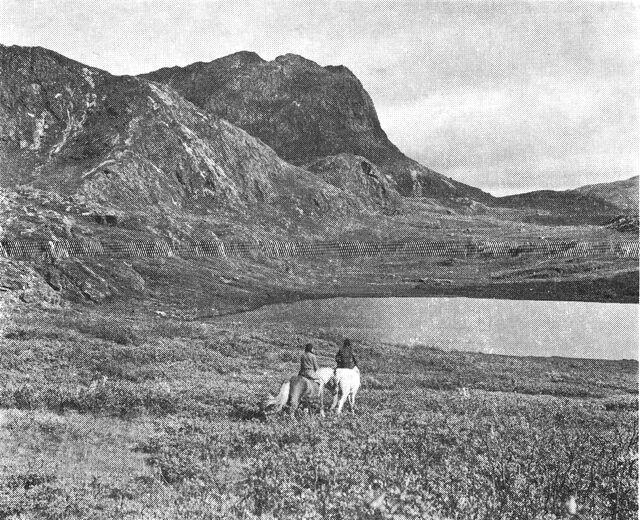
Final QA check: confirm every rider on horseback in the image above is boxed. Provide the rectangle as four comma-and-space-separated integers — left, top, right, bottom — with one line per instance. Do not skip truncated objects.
335, 339, 357, 369
299, 343, 322, 385
332, 339, 360, 413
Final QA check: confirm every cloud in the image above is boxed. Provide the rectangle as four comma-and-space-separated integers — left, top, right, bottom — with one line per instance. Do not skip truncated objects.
377, 71, 638, 194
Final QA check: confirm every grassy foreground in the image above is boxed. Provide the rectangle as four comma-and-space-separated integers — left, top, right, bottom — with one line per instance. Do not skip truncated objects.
0, 308, 637, 519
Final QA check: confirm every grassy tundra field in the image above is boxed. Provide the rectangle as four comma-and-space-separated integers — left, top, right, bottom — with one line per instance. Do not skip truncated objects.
0, 307, 637, 520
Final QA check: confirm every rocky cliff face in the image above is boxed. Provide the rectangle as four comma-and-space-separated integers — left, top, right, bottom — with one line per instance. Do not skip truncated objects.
304, 153, 400, 210
141, 53, 399, 166
141, 53, 495, 202
0, 45, 402, 306
0, 44, 392, 243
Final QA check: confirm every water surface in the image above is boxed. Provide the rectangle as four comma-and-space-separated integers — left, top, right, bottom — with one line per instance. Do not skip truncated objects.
224, 297, 638, 360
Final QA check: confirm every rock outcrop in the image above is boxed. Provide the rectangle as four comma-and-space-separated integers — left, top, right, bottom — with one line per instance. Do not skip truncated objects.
141, 52, 495, 202
304, 153, 399, 210
606, 215, 639, 234
0, 44, 386, 241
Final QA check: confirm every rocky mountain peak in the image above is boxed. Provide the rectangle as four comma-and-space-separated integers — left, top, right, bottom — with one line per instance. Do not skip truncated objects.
141, 50, 399, 165
225, 50, 265, 64
273, 53, 318, 67
0, 43, 390, 244
324, 64, 356, 76
140, 51, 497, 202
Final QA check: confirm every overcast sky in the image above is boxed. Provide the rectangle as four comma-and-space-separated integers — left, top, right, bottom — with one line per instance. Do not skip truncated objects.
2, 0, 638, 194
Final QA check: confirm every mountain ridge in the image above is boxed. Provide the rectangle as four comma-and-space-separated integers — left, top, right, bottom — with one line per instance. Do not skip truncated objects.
140, 52, 497, 202
5, 45, 634, 216
0, 43, 389, 233
497, 175, 639, 216
0, 44, 636, 310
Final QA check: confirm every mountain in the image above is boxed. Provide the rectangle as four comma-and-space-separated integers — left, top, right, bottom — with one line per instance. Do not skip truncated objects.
140, 52, 495, 202
0, 45, 636, 310
571, 176, 639, 214
0, 44, 393, 242
142, 53, 395, 166
0, 44, 399, 307
496, 176, 639, 221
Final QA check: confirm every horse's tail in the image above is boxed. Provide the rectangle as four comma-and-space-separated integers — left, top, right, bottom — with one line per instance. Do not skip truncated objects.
264, 380, 290, 413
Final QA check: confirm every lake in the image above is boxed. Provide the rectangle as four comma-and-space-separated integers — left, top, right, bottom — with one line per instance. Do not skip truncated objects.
222, 297, 639, 360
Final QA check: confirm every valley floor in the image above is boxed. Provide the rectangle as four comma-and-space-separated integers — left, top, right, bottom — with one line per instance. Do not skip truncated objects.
0, 309, 637, 519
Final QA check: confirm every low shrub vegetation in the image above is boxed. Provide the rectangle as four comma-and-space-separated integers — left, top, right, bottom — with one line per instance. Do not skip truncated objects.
0, 308, 636, 519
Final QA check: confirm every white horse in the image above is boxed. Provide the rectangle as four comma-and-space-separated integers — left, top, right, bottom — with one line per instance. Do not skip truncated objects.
331, 366, 361, 414
263, 367, 336, 416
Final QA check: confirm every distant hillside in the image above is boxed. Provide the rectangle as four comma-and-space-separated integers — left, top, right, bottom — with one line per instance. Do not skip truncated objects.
497, 191, 621, 214
141, 53, 495, 202
572, 176, 639, 214
497, 176, 639, 221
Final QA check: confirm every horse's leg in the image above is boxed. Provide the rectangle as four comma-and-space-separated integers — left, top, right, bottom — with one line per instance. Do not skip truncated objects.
330, 387, 340, 411
336, 385, 349, 414
273, 381, 290, 413
336, 394, 348, 414
349, 391, 357, 414
319, 384, 325, 418
350, 376, 361, 414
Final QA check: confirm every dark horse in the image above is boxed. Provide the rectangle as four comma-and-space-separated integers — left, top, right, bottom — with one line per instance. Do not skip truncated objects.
263, 367, 335, 415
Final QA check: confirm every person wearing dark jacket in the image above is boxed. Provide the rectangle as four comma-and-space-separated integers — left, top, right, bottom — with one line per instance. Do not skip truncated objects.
335, 339, 357, 369
299, 343, 320, 380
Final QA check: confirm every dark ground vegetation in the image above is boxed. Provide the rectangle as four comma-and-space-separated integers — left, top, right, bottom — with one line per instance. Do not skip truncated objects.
0, 308, 637, 519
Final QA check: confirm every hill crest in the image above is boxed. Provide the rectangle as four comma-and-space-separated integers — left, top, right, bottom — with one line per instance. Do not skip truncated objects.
140, 51, 495, 202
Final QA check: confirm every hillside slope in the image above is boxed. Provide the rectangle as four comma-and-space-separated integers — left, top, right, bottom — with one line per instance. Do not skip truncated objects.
141, 52, 495, 202
0, 44, 397, 308
572, 176, 639, 214
496, 176, 638, 224
0, 45, 636, 310
0, 45, 395, 241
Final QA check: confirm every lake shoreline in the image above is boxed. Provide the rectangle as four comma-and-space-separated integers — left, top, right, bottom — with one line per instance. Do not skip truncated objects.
205, 270, 639, 321
213, 293, 638, 361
